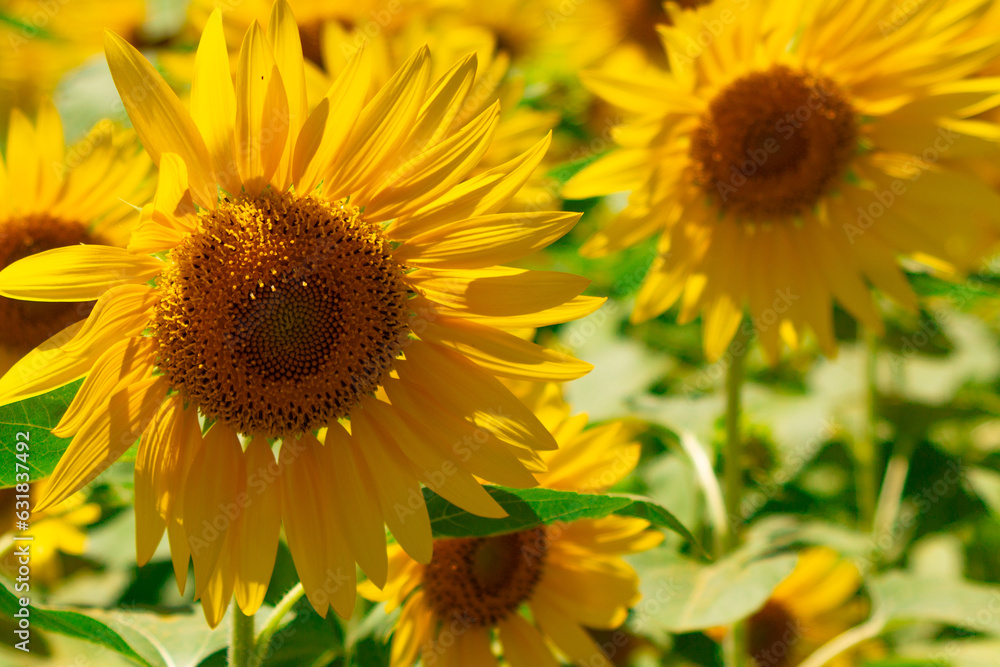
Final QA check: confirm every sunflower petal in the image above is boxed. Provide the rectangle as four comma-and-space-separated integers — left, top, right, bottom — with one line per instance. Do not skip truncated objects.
266, 0, 308, 190
235, 22, 290, 197
191, 9, 238, 196
234, 436, 282, 615
34, 376, 168, 512
0, 246, 162, 302
104, 31, 216, 208
498, 613, 559, 667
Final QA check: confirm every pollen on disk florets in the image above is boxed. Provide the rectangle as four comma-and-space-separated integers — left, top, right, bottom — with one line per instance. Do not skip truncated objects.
690, 66, 858, 221
0, 216, 96, 350
422, 528, 549, 628
154, 189, 411, 438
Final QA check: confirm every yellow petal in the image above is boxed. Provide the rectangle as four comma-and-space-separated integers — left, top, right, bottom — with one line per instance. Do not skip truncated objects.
364, 101, 499, 220
134, 395, 195, 566
456, 295, 606, 329
389, 133, 550, 238
35, 376, 168, 512
351, 408, 433, 564
538, 423, 641, 492
234, 436, 282, 615
498, 613, 560, 667
321, 424, 387, 588
381, 378, 539, 488
184, 424, 245, 598
266, 0, 307, 190
417, 316, 592, 382
324, 46, 430, 200
128, 205, 186, 255
406, 53, 477, 153
166, 411, 204, 594
408, 267, 589, 317
5, 109, 42, 213
53, 336, 157, 437
293, 45, 371, 194
531, 597, 611, 666
199, 547, 236, 629
191, 9, 238, 196
279, 434, 355, 618
562, 149, 652, 200
398, 340, 557, 452
104, 31, 216, 208
0, 246, 162, 302
0, 284, 156, 405
362, 392, 507, 519
394, 210, 580, 269
235, 22, 290, 197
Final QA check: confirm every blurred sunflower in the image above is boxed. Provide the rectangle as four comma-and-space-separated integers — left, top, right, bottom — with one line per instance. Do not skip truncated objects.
361, 382, 662, 666
0, 1, 599, 627
710, 547, 879, 667
0, 0, 145, 142
0, 104, 152, 373
0, 481, 100, 586
563, 0, 1000, 362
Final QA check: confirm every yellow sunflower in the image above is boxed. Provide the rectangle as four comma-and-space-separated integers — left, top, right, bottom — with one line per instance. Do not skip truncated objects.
711, 547, 880, 667
0, 481, 100, 587
0, 1, 600, 627
0, 0, 145, 142
0, 104, 152, 373
563, 0, 1000, 362
361, 382, 662, 666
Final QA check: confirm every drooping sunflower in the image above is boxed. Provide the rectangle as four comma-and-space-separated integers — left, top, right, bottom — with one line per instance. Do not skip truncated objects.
0, 105, 153, 373
563, 0, 1000, 362
0, 481, 100, 587
361, 382, 662, 666
0, 1, 600, 627
710, 547, 881, 667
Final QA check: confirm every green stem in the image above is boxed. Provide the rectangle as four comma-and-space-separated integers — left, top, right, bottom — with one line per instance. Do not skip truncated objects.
723, 325, 749, 553
857, 330, 880, 532
722, 324, 750, 667
229, 607, 255, 667
252, 583, 305, 666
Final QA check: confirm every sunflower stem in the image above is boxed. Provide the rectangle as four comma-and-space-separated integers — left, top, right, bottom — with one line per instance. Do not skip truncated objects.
857, 329, 880, 532
722, 323, 750, 667
229, 607, 255, 667
252, 583, 305, 665
722, 324, 749, 554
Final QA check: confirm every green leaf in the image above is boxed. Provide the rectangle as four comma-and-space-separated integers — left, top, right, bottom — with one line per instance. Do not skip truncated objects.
870, 571, 1000, 635
908, 273, 1000, 305
630, 548, 798, 632
0, 579, 230, 667
0, 381, 81, 488
424, 486, 703, 553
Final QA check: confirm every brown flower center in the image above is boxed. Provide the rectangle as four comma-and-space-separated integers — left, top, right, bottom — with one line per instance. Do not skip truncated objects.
690, 66, 857, 221
422, 528, 548, 627
747, 600, 799, 667
154, 189, 410, 438
0, 216, 96, 351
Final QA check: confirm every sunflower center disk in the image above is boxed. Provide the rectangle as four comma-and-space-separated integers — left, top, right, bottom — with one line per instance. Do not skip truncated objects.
154, 190, 410, 438
690, 66, 858, 221
746, 600, 797, 667
0, 216, 96, 350
423, 529, 548, 627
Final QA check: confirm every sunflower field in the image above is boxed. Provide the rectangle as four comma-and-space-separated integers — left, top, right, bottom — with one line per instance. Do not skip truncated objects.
2, 0, 1000, 666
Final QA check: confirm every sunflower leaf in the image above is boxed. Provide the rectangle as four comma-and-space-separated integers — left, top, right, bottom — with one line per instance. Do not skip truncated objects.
423, 485, 704, 554
0, 381, 80, 488
0, 580, 231, 666
869, 571, 1000, 635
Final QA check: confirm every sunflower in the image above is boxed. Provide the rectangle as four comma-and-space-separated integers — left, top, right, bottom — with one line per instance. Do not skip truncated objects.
361, 382, 662, 666
710, 547, 880, 667
0, 481, 101, 587
0, 0, 145, 143
0, 1, 600, 627
563, 0, 1000, 362
0, 104, 152, 373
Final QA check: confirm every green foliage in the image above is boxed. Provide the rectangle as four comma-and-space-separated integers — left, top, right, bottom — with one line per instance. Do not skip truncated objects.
0, 381, 79, 487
